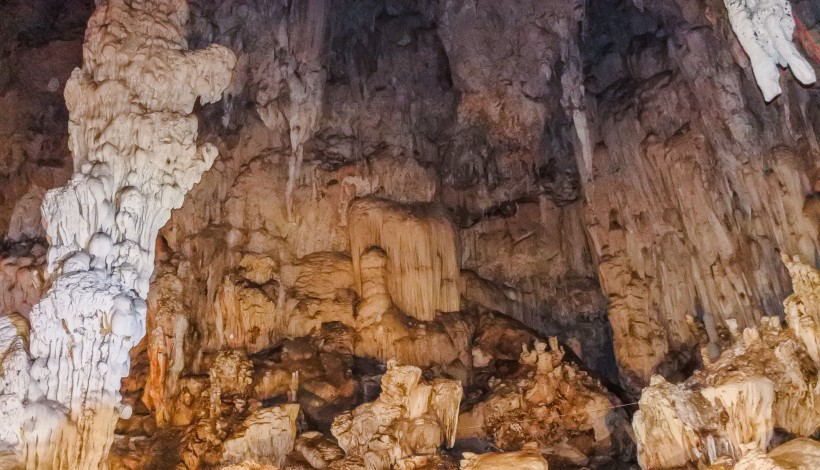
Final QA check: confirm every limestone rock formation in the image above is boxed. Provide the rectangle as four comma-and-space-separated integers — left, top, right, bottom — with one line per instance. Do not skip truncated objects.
288, 431, 345, 469
221, 405, 300, 467
0, 314, 30, 457
0, 242, 46, 319
0, 0, 237, 467
633, 257, 820, 469
0, 0, 818, 468
330, 361, 462, 469
222, 461, 281, 470
354, 246, 472, 375
581, 0, 820, 389
458, 338, 631, 464
460, 444, 549, 470
733, 438, 820, 470
349, 198, 461, 322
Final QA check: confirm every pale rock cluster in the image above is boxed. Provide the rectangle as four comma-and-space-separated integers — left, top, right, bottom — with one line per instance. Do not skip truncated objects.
633, 256, 820, 469
329, 361, 462, 469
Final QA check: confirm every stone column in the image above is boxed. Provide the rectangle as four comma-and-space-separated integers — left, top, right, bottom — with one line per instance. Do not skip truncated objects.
21, 1, 236, 468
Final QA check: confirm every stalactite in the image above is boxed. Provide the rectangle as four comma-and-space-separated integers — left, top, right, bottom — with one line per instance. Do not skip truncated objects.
11, 1, 236, 467
723, 0, 817, 101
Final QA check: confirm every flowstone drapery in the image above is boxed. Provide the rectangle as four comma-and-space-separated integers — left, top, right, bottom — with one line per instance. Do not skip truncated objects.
4, 0, 237, 468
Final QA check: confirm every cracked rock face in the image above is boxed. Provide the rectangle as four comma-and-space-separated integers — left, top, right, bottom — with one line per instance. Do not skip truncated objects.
0, 0, 818, 469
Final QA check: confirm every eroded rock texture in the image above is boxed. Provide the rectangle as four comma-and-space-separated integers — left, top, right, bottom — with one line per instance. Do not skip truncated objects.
582, 0, 819, 391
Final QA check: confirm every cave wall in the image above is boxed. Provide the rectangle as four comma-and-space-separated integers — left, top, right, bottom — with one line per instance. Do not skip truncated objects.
581, 0, 820, 388
0, 0, 818, 396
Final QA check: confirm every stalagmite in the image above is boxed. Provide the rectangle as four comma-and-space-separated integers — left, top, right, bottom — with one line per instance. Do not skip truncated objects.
221, 405, 300, 467
460, 444, 549, 470
633, 257, 820, 469
330, 361, 462, 469
6, 0, 237, 467
143, 273, 190, 427
723, 0, 817, 101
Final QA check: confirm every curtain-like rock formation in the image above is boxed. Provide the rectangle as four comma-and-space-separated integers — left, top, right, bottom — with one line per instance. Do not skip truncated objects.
349, 198, 461, 322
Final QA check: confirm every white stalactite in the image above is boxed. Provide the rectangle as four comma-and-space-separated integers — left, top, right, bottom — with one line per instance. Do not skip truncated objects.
724, 0, 817, 101
12, 1, 236, 468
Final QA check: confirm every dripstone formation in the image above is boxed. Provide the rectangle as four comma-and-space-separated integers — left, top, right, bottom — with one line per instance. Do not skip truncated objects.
0, 0, 818, 468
